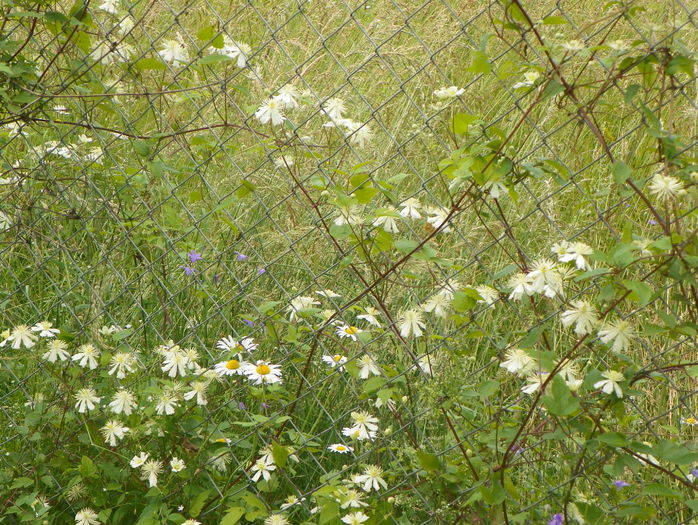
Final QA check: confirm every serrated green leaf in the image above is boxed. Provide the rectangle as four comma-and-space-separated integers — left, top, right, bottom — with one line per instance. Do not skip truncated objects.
220, 507, 244, 525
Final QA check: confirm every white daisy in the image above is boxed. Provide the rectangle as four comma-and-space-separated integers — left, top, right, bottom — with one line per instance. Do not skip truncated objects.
336, 324, 362, 341
328, 443, 354, 454
214, 358, 247, 376
322, 354, 348, 370
527, 259, 564, 298
475, 285, 499, 308
244, 360, 283, 385
216, 335, 258, 353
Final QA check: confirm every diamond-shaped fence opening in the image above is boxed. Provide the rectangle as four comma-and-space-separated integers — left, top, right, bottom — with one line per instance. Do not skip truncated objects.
0, 0, 697, 523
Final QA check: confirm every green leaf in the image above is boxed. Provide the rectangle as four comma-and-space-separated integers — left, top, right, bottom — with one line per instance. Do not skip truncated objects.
642, 482, 682, 498
79, 456, 97, 479
622, 279, 653, 306
574, 268, 611, 281
542, 375, 580, 416
235, 179, 256, 198
220, 507, 244, 525
133, 140, 151, 157
480, 480, 506, 504
416, 450, 441, 472
596, 432, 628, 448
542, 15, 567, 24
134, 58, 167, 71
198, 54, 233, 65
395, 239, 419, 253
271, 442, 289, 468
612, 161, 631, 184
452, 113, 477, 135
452, 290, 477, 312
468, 50, 491, 74
319, 502, 340, 525
189, 489, 211, 517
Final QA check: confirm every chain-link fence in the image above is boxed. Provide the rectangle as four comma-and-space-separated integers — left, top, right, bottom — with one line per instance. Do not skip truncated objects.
1, 0, 697, 523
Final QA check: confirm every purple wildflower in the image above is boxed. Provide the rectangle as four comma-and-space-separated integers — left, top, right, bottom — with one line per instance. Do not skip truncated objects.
238, 402, 246, 410
690, 468, 698, 477
257, 267, 266, 275
614, 480, 630, 489
242, 318, 254, 327
548, 513, 563, 525
187, 250, 202, 263
235, 251, 249, 261
261, 401, 270, 409
213, 274, 220, 284
648, 218, 658, 226
182, 266, 195, 276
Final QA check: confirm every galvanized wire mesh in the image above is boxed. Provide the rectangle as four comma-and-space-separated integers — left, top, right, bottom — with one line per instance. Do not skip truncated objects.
1, 0, 697, 523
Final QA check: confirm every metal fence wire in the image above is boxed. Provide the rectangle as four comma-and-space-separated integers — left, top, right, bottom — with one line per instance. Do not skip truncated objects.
0, 0, 697, 523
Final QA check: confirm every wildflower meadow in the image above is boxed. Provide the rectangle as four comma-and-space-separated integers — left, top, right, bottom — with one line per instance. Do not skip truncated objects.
0, 0, 697, 523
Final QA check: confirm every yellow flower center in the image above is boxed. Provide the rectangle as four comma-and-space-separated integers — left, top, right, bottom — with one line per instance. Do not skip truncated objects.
333, 354, 343, 362
215, 438, 227, 443
236, 344, 244, 351
345, 326, 359, 335
687, 417, 697, 425
336, 445, 346, 451
226, 359, 240, 370
256, 364, 271, 375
